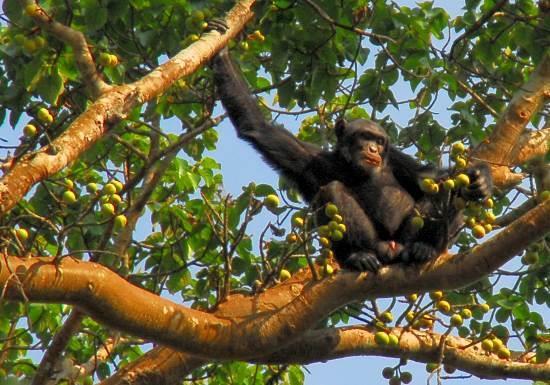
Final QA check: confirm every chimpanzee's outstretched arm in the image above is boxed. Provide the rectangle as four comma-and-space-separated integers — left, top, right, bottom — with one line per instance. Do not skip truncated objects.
212, 48, 270, 144
212, 48, 338, 200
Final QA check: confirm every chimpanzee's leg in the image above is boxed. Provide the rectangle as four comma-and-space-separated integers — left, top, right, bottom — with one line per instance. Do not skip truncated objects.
396, 163, 492, 263
398, 197, 461, 263
317, 181, 403, 272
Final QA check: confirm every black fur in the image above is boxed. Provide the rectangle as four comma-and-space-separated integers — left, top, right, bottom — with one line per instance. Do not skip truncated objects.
212, 48, 493, 272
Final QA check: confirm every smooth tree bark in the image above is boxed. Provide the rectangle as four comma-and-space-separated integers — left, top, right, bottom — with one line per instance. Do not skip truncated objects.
474, 55, 550, 187
1, 199, 549, 382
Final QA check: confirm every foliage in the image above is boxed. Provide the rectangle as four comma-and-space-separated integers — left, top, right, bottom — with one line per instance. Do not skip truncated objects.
0, 0, 548, 384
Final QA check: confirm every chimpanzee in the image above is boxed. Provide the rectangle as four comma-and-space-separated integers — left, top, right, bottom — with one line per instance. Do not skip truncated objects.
211, 48, 493, 272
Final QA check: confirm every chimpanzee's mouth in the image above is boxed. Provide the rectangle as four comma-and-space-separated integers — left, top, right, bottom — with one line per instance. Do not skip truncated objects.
364, 154, 382, 166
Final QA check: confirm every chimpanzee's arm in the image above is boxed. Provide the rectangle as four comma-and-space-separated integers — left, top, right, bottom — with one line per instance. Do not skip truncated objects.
388, 147, 444, 199
212, 48, 337, 200
389, 147, 493, 202
390, 147, 493, 263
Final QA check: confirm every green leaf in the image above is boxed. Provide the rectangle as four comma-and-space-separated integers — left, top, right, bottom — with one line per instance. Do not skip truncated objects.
492, 325, 510, 340
27, 305, 44, 325
288, 365, 305, 385
465, 0, 482, 8
511, 302, 530, 320
23, 56, 46, 92
201, 157, 220, 170
271, 40, 290, 73
254, 184, 277, 197
382, 68, 398, 86
305, 66, 324, 108
274, 0, 293, 7
324, 75, 338, 104
58, 51, 81, 82
277, 78, 295, 108
534, 288, 547, 305
528, 311, 544, 328
2, 0, 24, 23
356, 69, 378, 102
182, 171, 200, 192
84, 4, 108, 31
36, 66, 64, 105
106, 1, 129, 20
167, 270, 191, 293
255, 76, 271, 89
495, 308, 510, 323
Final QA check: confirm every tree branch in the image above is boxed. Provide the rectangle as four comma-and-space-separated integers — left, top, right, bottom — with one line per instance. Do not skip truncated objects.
98, 320, 550, 385
21, 0, 110, 98
302, 0, 396, 43
32, 311, 85, 385
0, 0, 256, 216
100, 348, 205, 385
1, 199, 549, 362
259, 326, 549, 381
512, 127, 550, 165
449, 0, 509, 60
495, 198, 537, 227
473, 53, 550, 187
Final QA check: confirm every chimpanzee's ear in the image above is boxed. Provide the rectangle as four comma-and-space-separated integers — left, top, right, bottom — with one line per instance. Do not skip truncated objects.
335, 118, 347, 138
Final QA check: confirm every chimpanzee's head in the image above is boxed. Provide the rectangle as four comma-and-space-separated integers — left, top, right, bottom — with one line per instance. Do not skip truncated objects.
335, 119, 389, 175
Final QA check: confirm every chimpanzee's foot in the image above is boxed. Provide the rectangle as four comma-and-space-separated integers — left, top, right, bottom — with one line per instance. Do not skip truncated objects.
400, 242, 438, 263
345, 251, 382, 272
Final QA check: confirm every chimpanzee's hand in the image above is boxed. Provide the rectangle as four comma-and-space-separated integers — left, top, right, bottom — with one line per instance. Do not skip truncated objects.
204, 18, 228, 34
461, 163, 493, 201
345, 251, 382, 273
400, 242, 438, 263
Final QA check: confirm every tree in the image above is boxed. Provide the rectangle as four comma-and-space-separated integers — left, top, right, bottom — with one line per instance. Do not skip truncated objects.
0, 0, 549, 384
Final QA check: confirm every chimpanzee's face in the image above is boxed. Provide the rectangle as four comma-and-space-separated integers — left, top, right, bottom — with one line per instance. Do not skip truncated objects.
335, 119, 388, 175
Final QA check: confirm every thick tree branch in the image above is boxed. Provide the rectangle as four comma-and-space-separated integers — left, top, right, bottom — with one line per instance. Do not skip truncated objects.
1, 199, 549, 362
473, 54, 550, 187
260, 326, 549, 381
99, 348, 205, 385
0, 0, 256, 216
2, 2, 546, 385
99, 325, 550, 385
512, 127, 550, 165
495, 198, 537, 227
